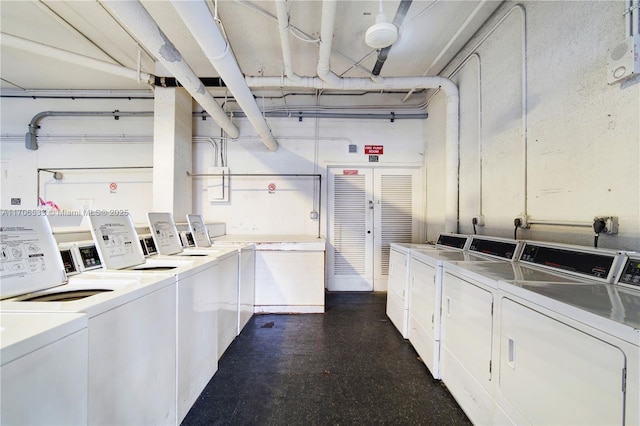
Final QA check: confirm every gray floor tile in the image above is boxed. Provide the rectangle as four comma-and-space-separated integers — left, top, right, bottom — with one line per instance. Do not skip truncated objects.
182, 292, 470, 425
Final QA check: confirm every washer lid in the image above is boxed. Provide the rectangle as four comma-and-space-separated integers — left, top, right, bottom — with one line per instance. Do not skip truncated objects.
0, 216, 67, 299
186, 214, 211, 248
88, 214, 146, 270
147, 212, 184, 255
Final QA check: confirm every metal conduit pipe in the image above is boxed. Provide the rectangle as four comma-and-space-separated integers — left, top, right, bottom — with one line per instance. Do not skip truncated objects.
227, 110, 427, 120
170, 0, 279, 152
25, 110, 154, 150
100, 0, 239, 139
25, 110, 237, 150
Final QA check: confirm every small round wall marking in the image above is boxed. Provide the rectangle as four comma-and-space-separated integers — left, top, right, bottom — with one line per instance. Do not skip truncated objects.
268, 183, 276, 193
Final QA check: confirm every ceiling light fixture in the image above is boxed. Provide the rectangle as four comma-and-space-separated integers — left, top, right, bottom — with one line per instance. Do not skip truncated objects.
365, 0, 398, 49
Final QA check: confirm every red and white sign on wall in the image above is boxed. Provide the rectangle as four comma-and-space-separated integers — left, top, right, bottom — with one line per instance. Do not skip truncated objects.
364, 145, 384, 155
343, 170, 359, 175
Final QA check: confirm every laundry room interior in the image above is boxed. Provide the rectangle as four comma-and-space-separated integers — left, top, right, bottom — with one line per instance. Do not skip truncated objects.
1, 0, 639, 425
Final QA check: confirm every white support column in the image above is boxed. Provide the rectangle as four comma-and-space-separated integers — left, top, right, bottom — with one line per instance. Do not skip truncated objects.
153, 87, 192, 218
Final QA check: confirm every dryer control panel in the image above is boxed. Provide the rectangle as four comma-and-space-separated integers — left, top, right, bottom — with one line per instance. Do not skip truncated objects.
468, 238, 519, 260
519, 243, 619, 282
436, 234, 469, 250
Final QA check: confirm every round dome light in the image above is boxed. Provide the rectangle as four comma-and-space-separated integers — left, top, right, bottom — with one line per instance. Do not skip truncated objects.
365, 13, 398, 49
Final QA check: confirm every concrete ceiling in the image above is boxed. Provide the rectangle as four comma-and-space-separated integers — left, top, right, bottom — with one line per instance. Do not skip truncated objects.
1, 0, 503, 96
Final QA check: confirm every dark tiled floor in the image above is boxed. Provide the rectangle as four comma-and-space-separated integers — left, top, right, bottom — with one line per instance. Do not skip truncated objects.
182, 292, 471, 425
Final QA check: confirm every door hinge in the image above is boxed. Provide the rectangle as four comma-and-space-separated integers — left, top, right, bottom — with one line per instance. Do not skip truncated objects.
489, 360, 492, 374
491, 302, 494, 316
622, 367, 627, 393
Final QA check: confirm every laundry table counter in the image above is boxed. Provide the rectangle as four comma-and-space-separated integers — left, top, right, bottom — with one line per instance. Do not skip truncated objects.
212, 235, 326, 313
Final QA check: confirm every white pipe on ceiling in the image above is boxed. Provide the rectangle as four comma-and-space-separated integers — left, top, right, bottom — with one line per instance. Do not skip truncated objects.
170, 0, 278, 152
1, 33, 154, 85
317, 0, 344, 87
100, 0, 240, 139
275, 0, 303, 84
401, 0, 489, 103
266, 0, 460, 232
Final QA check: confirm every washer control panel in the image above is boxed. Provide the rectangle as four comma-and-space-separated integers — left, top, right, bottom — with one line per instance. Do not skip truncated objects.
618, 256, 640, 287
76, 243, 102, 271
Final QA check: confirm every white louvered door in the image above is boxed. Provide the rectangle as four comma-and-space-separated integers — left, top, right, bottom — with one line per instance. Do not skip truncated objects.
328, 167, 420, 292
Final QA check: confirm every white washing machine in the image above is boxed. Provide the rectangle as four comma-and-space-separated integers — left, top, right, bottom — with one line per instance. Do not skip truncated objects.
440, 241, 625, 425
1, 312, 88, 425
493, 249, 640, 426
186, 212, 256, 335
387, 233, 471, 339
0, 215, 177, 425
186, 214, 256, 334
87, 213, 226, 423
148, 212, 242, 358
408, 235, 523, 380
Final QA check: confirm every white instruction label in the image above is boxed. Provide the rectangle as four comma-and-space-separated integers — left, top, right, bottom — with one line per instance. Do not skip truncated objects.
98, 222, 136, 259
0, 226, 47, 279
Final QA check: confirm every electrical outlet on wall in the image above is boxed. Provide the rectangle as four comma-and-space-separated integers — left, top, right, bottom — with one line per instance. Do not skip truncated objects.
605, 217, 619, 234
594, 216, 619, 234
515, 215, 530, 229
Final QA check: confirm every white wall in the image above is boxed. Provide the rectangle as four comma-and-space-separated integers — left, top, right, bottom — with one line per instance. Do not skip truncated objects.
424, 0, 640, 250
0, 95, 425, 236
0, 97, 154, 226
192, 117, 424, 236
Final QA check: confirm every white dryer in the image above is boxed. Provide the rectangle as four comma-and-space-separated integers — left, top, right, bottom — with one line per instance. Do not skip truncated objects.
387, 233, 471, 339
408, 235, 522, 380
494, 248, 640, 426
440, 241, 625, 425
0, 216, 177, 425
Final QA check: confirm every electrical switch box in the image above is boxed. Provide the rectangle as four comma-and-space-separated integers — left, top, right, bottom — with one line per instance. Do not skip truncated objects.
607, 35, 640, 84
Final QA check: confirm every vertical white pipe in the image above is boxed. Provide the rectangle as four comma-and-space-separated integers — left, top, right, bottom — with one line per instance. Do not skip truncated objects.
627, 0, 633, 37
100, 0, 240, 139
317, 0, 344, 87
275, 0, 305, 84
442, 79, 460, 233
632, 0, 639, 36
170, 0, 278, 151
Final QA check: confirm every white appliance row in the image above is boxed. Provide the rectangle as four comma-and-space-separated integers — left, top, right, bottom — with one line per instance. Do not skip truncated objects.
0, 213, 252, 425
392, 233, 640, 425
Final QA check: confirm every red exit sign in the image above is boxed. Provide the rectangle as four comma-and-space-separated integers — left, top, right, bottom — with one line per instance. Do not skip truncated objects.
364, 145, 384, 154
